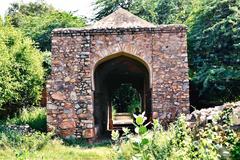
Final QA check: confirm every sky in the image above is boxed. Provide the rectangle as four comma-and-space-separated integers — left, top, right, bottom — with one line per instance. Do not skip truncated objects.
0, 0, 95, 19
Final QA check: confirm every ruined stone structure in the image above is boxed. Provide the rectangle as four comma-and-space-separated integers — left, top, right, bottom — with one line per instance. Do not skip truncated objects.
47, 8, 189, 139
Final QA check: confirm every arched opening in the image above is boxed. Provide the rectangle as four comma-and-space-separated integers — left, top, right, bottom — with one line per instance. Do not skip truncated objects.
94, 54, 151, 139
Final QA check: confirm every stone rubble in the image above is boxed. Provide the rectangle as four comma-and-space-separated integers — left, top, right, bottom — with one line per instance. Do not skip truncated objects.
187, 101, 240, 126
1, 124, 34, 134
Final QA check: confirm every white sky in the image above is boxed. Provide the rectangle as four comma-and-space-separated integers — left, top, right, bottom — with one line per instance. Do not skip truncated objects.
0, 0, 95, 19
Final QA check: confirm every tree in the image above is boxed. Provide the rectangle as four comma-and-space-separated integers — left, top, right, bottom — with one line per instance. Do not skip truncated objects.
6, 1, 86, 51
94, 0, 193, 24
7, 1, 55, 27
154, 0, 193, 24
6, 1, 87, 79
188, 0, 240, 107
112, 84, 141, 114
94, 0, 133, 20
16, 11, 86, 51
0, 21, 44, 114
188, 0, 240, 58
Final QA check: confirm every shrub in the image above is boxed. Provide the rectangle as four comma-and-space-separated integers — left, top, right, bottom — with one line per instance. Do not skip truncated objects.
112, 113, 176, 159
7, 107, 47, 132
0, 125, 52, 159
42, 51, 52, 79
0, 21, 44, 114
231, 139, 240, 160
112, 108, 239, 160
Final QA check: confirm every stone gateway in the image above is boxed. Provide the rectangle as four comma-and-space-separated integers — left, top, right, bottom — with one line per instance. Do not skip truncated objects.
47, 8, 189, 139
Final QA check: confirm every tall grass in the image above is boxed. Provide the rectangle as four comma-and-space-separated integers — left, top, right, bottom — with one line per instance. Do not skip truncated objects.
7, 107, 47, 132
0, 125, 52, 159
0, 125, 115, 160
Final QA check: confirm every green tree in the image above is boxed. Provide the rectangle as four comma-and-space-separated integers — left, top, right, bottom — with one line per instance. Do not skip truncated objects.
6, 1, 86, 78
155, 0, 193, 24
6, 1, 55, 27
94, 0, 193, 24
188, 0, 240, 58
188, 0, 240, 107
6, 1, 86, 51
17, 11, 86, 51
0, 20, 44, 114
112, 84, 141, 114
94, 0, 133, 20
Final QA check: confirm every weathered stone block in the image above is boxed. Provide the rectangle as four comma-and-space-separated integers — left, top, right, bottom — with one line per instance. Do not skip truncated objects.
47, 104, 58, 110
51, 92, 66, 101
59, 121, 76, 129
82, 129, 95, 138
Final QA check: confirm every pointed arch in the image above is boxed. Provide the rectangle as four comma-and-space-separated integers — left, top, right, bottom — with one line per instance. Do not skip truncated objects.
92, 52, 152, 91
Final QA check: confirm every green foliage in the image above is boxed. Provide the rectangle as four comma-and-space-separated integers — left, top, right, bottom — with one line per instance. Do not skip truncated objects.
231, 139, 240, 160
112, 84, 141, 115
17, 11, 86, 51
6, 1, 86, 51
94, 0, 133, 20
188, 0, 240, 107
7, 1, 55, 27
0, 125, 52, 160
6, 107, 47, 132
42, 51, 52, 78
0, 23, 44, 111
191, 66, 240, 106
94, 0, 193, 24
131, 0, 193, 24
112, 108, 239, 160
188, 0, 240, 56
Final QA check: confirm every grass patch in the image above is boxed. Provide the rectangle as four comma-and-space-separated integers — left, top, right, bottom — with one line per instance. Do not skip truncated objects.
0, 125, 52, 159
0, 139, 115, 160
0, 125, 115, 160
63, 137, 112, 148
0, 107, 115, 159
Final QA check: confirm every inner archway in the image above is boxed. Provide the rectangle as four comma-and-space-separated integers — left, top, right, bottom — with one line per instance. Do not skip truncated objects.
94, 54, 151, 139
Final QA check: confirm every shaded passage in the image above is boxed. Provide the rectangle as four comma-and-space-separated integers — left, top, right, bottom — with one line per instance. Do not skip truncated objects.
94, 55, 151, 139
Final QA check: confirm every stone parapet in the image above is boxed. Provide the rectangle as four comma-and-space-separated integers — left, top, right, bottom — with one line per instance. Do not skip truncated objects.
52, 25, 187, 37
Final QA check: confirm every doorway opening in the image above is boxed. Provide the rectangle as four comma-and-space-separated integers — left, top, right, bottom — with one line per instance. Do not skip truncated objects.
94, 54, 151, 139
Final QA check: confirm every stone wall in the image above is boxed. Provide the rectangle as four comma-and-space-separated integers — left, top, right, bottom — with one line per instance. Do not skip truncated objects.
47, 25, 189, 139
152, 31, 189, 124
47, 34, 93, 138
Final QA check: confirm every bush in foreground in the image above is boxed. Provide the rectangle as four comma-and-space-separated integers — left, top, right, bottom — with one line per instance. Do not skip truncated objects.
112, 108, 240, 160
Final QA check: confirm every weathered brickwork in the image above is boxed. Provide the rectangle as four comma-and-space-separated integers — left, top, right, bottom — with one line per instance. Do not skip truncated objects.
47, 34, 93, 138
47, 6, 189, 140
152, 31, 189, 125
47, 25, 189, 139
